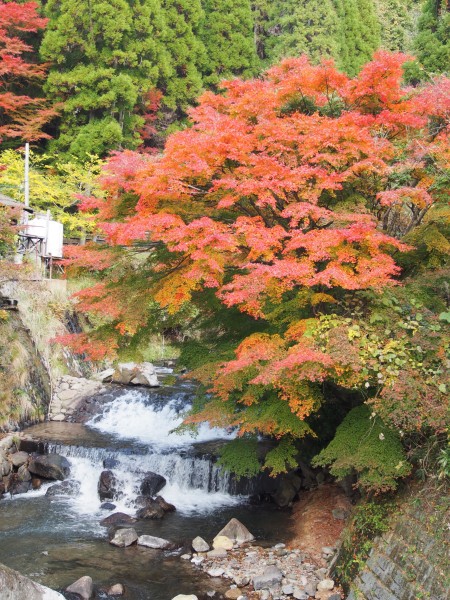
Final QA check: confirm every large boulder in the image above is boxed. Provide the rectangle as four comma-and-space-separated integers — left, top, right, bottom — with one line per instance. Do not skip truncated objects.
91, 368, 115, 383
66, 576, 93, 600
28, 454, 70, 481
0, 562, 65, 599
140, 472, 166, 497
9, 451, 29, 468
109, 527, 138, 547
214, 518, 254, 545
111, 363, 139, 384
137, 535, 172, 549
98, 470, 118, 501
111, 362, 160, 387
130, 363, 159, 387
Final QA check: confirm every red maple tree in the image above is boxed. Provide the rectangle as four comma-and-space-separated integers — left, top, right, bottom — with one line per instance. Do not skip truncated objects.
0, 1, 54, 142
63, 53, 450, 469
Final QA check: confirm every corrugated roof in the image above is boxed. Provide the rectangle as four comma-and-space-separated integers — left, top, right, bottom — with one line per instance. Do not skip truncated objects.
0, 193, 33, 213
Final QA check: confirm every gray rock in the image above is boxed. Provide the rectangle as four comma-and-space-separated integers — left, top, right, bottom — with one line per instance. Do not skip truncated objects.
137, 535, 171, 549
109, 528, 138, 547
28, 454, 70, 481
0, 458, 11, 477
332, 508, 348, 520
0, 561, 64, 599
130, 363, 159, 387
207, 548, 228, 558
192, 536, 210, 552
282, 584, 294, 595
317, 579, 334, 591
181, 554, 191, 560
171, 596, 198, 600
107, 582, 125, 596
304, 582, 317, 596
9, 451, 29, 468
66, 576, 93, 599
17, 465, 31, 482
112, 363, 139, 384
92, 368, 115, 383
45, 480, 80, 497
253, 566, 283, 590
191, 556, 205, 566
234, 575, 249, 587
207, 568, 225, 578
0, 436, 14, 450
292, 590, 308, 600
214, 518, 254, 545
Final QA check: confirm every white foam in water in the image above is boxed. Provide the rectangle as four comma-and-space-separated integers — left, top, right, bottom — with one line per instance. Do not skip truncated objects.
87, 389, 236, 447
10, 388, 244, 517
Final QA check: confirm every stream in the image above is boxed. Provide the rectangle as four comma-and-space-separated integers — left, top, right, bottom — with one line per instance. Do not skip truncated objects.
0, 381, 292, 599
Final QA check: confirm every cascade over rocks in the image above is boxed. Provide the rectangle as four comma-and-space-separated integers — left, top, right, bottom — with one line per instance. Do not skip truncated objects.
28, 454, 70, 481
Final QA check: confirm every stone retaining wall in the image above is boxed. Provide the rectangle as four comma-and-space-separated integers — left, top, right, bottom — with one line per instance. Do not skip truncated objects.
347, 484, 449, 600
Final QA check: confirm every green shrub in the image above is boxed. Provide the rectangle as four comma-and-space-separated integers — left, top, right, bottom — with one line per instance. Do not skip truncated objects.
312, 405, 411, 493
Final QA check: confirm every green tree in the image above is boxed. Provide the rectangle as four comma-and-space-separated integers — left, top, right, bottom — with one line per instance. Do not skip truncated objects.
334, 0, 381, 75
264, 0, 340, 64
373, 0, 414, 52
200, 0, 258, 87
414, 0, 450, 75
40, 0, 169, 158
160, 0, 206, 117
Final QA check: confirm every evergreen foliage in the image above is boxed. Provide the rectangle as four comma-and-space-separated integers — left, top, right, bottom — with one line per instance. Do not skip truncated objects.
200, 0, 258, 87
415, 0, 450, 74
264, 0, 340, 64
373, 0, 414, 52
333, 0, 381, 75
312, 405, 411, 492
40, 0, 169, 157
160, 0, 205, 115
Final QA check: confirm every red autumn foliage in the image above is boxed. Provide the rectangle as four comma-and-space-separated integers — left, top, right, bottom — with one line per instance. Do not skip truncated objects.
0, 1, 55, 142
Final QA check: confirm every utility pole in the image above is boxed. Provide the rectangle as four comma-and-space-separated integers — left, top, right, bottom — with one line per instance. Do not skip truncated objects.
24, 142, 30, 224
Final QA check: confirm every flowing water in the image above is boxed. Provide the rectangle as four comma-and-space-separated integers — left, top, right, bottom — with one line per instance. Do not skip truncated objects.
0, 383, 292, 599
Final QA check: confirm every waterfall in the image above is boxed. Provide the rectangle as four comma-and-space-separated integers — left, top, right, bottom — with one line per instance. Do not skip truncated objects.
42, 387, 252, 515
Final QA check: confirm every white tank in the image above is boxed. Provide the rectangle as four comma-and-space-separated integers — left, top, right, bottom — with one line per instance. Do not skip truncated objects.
26, 215, 64, 258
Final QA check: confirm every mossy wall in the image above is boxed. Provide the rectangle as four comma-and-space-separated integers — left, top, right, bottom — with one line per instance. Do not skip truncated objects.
0, 311, 50, 430
347, 481, 449, 600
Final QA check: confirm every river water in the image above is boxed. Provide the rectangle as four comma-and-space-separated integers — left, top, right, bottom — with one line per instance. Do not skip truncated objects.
0, 383, 292, 599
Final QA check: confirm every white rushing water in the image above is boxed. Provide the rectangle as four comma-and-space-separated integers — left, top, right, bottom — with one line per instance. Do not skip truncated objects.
39, 388, 245, 516
87, 389, 236, 447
